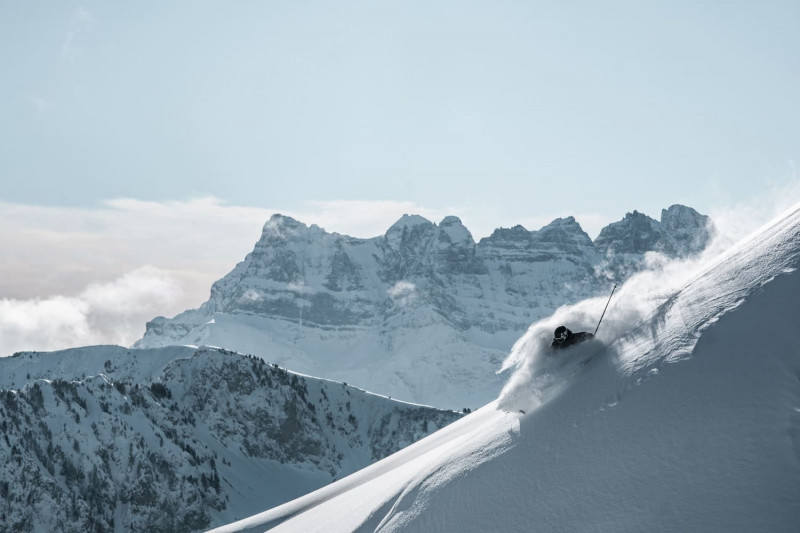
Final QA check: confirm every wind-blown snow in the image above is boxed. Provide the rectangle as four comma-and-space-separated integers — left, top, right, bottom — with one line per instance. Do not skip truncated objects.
499, 203, 800, 415
215, 202, 800, 532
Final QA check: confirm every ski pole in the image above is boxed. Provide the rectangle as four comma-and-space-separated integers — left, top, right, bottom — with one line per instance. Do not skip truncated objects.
594, 284, 617, 336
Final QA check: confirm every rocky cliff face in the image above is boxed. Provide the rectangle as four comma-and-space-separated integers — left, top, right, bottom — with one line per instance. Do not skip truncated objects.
137, 205, 714, 408
593, 205, 713, 280
0, 347, 459, 532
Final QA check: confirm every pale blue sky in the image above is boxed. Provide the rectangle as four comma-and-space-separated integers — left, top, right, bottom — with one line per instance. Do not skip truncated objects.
2, 1, 800, 354
2, 1, 798, 225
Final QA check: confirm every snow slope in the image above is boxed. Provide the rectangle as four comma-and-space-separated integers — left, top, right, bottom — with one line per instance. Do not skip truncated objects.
213, 203, 800, 533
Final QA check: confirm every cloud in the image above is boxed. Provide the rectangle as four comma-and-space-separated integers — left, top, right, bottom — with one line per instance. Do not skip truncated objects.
286, 282, 312, 294
0, 266, 181, 356
240, 289, 264, 303
387, 281, 418, 306
708, 169, 800, 247
60, 7, 95, 63
388, 281, 416, 298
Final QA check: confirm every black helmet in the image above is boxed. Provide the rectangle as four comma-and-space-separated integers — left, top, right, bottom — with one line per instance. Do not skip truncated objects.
554, 326, 570, 342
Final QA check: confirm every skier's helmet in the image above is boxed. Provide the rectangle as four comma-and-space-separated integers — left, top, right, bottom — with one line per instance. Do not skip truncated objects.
554, 326, 569, 341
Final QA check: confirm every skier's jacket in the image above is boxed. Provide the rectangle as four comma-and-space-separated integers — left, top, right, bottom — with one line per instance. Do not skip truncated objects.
551, 326, 594, 351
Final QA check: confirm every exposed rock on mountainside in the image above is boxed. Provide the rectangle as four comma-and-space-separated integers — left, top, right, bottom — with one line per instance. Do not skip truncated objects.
0, 346, 459, 532
137, 206, 714, 408
594, 205, 713, 280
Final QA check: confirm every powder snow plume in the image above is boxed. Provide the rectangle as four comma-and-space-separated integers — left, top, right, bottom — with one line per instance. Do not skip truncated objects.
497, 197, 800, 414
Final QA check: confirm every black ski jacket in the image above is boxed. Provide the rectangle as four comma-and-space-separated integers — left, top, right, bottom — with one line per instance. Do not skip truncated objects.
551, 329, 594, 351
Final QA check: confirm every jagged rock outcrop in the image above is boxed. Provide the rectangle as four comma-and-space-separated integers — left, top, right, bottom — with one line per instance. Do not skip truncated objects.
136, 205, 714, 408
594, 205, 713, 280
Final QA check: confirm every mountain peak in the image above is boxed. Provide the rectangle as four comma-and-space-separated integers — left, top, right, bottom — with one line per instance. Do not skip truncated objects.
594, 210, 666, 256
383, 215, 436, 251
481, 224, 531, 246
660, 204, 714, 255
540, 216, 582, 231
624, 209, 647, 220
386, 214, 434, 232
660, 203, 700, 220
532, 217, 594, 253
659, 204, 708, 227
440, 215, 463, 226
261, 213, 308, 237
436, 216, 475, 246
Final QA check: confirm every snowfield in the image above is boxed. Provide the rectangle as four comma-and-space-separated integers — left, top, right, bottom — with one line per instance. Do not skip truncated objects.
212, 203, 800, 533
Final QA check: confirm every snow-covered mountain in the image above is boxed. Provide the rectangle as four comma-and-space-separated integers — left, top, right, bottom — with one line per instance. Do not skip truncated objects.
212, 203, 800, 533
136, 205, 713, 409
0, 346, 459, 532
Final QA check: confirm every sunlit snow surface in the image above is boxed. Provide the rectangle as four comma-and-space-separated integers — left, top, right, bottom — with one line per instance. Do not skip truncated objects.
213, 203, 800, 533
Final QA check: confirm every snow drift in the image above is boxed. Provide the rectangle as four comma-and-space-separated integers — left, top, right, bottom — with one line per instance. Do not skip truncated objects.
214, 202, 800, 533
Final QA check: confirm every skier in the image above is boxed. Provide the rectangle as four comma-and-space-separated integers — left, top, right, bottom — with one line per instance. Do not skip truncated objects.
551, 325, 594, 351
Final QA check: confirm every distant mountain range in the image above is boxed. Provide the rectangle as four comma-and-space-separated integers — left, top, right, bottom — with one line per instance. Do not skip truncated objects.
136, 205, 714, 408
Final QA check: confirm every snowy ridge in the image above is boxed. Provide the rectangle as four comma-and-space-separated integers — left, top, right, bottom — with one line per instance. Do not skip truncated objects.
0, 346, 460, 531
136, 205, 713, 408
216, 203, 800, 532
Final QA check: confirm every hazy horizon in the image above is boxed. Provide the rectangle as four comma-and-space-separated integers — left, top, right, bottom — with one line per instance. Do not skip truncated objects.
2, 2, 799, 354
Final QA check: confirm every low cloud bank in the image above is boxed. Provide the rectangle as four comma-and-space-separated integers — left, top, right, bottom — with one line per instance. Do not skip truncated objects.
0, 266, 180, 356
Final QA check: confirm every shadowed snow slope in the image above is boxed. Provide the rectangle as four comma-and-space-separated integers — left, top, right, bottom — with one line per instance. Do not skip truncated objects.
212, 204, 800, 533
